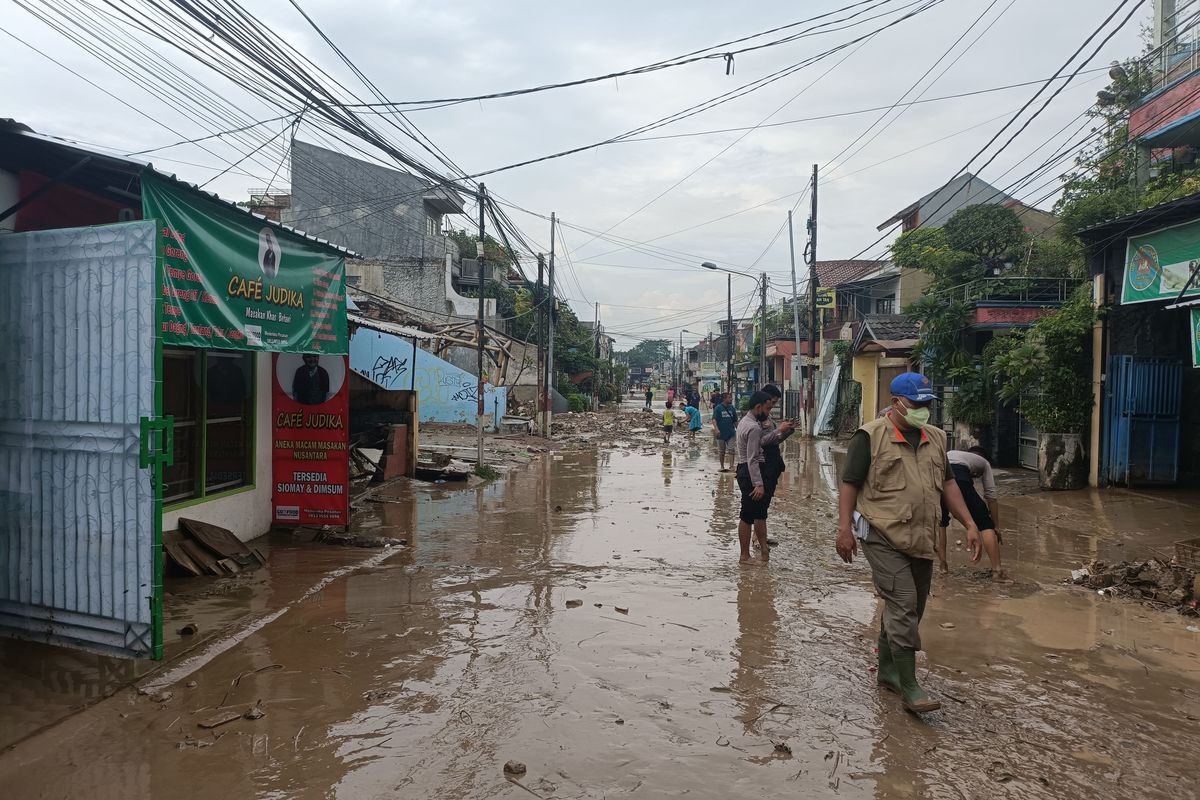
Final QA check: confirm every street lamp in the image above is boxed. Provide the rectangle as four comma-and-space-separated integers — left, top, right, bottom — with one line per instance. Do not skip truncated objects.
679, 328, 692, 391
702, 261, 767, 397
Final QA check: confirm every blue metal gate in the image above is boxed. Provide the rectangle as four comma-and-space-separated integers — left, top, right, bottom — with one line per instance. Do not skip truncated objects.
1103, 356, 1184, 485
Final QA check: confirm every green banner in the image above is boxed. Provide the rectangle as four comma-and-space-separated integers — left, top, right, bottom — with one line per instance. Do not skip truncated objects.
1192, 308, 1200, 368
142, 173, 347, 353
1121, 218, 1200, 305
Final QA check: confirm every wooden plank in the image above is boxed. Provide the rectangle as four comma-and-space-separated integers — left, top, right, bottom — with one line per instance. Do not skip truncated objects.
180, 518, 252, 561
179, 538, 222, 576
163, 530, 203, 577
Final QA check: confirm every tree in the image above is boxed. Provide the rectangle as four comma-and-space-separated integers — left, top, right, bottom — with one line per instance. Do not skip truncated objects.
617, 340, 671, 371
942, 204, 1025, 264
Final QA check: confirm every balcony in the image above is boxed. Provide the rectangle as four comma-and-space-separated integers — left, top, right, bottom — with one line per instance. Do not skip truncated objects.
958, 276, 1081, 329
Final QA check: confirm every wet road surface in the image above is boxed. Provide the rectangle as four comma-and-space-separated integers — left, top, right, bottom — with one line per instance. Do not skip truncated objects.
1, 433, 1198, 799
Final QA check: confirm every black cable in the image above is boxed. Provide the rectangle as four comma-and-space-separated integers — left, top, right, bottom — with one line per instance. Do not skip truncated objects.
847, 0, 1141, 260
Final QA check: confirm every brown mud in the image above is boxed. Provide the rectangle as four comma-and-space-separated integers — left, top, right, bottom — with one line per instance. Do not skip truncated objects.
1, 434, 1198, 799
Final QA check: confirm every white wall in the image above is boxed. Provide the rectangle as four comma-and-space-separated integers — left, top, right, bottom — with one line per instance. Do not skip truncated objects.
162, 352, 274, 542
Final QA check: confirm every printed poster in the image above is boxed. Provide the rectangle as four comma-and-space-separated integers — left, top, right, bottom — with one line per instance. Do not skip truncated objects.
1121, 218, 1200, 305
271, 353, 349, 526
142, 172, 347, 353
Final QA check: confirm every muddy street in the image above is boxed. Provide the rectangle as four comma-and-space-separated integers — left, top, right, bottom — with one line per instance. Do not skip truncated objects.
2, 436, 1198, 799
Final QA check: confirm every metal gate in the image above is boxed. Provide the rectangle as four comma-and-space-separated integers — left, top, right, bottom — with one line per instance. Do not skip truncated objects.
0, 222, 165, 658
1017, 412, 1039, 471
1103, 355, 1183, 486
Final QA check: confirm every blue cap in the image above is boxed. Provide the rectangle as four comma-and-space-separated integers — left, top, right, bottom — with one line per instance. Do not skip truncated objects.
890, 372, 937, 403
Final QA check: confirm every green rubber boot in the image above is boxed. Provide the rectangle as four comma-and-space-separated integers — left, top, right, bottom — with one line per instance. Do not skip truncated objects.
892, 649, 941, 713
876, 634, 900, 693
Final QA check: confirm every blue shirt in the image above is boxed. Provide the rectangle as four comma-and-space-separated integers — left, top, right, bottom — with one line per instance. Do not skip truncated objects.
714, 403, 738, 440
683, 405, 702, 431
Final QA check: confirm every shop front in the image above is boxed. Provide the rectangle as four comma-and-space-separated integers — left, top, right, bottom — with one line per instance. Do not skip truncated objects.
1080, 195, 1200, 487
0, 123, 351, 659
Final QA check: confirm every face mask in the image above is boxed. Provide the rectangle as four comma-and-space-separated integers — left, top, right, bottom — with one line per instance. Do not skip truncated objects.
902, 405, 931, 428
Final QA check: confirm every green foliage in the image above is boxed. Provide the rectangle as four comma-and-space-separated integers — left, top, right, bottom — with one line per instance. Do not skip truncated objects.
832, 381, 862, 434
829, 339, 852, 368
990, 284, 1096, 433
1020, 236, 1085, 279
448, 230, 516, 271
474, 464, 500, 481
943, 361, 994, 426
617, 339, 671, 370
942, 204, 1025, 263
891, 228, 977, 285
567, 394, 586, 413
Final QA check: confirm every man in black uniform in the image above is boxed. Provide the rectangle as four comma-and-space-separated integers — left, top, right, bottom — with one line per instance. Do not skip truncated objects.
292, 354, 331, 405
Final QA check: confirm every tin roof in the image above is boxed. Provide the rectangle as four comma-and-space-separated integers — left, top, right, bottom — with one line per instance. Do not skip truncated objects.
0, 119, 359, 258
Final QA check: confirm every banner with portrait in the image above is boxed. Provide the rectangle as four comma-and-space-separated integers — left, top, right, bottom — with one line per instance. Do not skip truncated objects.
142, 172, 347, 353
271, 353, 349, 526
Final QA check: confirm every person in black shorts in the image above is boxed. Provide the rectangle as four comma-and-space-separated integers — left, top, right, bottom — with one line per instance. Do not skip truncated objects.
938, 446, 1003, 577
734, 391, 796, 564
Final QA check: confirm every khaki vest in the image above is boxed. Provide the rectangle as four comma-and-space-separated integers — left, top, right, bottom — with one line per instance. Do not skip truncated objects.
855, 415, 947, 560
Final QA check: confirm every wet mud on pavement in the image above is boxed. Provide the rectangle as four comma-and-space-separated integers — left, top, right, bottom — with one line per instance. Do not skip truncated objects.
1, 433, 1198, 799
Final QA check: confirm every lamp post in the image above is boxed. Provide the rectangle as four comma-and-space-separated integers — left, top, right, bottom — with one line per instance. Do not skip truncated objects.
702, 261, 765, 399
679, 329, 692, 392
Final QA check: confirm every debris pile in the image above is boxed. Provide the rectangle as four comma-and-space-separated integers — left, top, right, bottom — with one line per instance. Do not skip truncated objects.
553, 411, 658, 448
1072, 558, 1196, 612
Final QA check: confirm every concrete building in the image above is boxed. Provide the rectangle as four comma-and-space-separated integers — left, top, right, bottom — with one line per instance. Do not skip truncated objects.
266, 141, 495, 327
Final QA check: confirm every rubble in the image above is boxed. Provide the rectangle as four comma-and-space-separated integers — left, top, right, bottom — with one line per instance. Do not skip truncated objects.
1071, 558, 1196, 611
552, 411, 665, 449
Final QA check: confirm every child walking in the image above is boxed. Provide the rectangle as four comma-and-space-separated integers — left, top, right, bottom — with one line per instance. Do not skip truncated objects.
662, 401, 676, 444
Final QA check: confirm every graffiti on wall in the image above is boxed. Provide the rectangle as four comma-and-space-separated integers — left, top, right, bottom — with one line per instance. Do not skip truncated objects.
371, 355, 408, 387
350, 328, 506, 424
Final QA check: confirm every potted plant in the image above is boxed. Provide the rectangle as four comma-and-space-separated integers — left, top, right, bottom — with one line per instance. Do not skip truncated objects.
990, 284, 1096, 489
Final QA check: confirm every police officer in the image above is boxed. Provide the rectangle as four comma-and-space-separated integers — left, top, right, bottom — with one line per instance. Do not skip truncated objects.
836, 372, 980, 713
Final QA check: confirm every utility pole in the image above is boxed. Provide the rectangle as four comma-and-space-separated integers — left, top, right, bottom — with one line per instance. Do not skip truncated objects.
788, 210, 803, 422
726, 274, 733, 399
476, 183, 487, 468
759, 273, 768, 389
593, 301, 600, 410
536, 252, 545, 435
807, 164, 819, 432
545, 212, 557, 438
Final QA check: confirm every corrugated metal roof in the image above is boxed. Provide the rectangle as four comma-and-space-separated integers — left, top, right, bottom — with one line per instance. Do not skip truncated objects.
2, 120, 360, 258
348, 312, 434, 340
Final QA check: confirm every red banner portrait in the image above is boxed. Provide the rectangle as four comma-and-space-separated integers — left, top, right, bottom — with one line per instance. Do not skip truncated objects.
272, 353, 349, 526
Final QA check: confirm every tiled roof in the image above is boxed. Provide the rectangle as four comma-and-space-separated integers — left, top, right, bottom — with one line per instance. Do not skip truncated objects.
815, 260, 888, 287
862, 314, 919, 342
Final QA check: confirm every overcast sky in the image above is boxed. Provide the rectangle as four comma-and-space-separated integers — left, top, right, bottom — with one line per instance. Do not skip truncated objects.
1, 0, 1146, 348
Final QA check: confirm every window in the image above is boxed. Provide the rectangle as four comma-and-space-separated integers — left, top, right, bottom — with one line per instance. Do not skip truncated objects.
875, 297, 896, 315
345, 274, 362, 287
163, 348, 255, 505
426, 212, 442, 236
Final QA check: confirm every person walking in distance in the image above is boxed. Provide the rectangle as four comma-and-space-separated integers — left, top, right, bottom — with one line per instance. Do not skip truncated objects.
836, 373, 981, 714
712, 391, 738, 472
644, 386, 653, 412
735, 391, 796, 564
938, 446, 1003, 577
662, 400, 676, 444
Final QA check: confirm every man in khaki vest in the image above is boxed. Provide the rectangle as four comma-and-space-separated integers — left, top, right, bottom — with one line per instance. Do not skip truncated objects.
836, 372, 981, 713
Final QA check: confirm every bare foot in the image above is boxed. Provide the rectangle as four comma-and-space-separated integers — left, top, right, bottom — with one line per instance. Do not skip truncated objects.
739, 556, 763, 566
939, 561, 949, 574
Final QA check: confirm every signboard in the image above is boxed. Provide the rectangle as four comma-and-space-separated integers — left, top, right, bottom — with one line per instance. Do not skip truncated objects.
1193, 308, 1200, 368
699, 361, 723, 378
815, 286, 835, 308
271, 353, 350, 526
1121, 218, 1200, 305
142, 173, 348, 352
